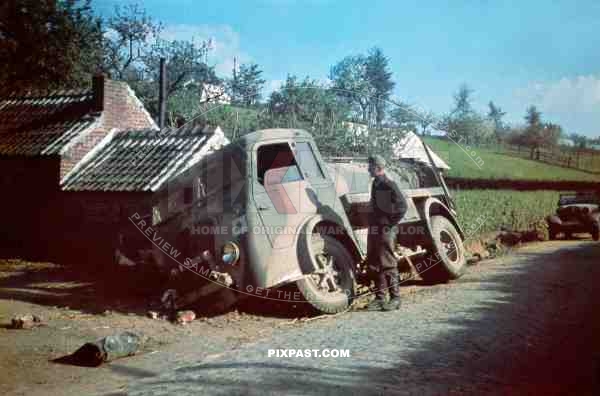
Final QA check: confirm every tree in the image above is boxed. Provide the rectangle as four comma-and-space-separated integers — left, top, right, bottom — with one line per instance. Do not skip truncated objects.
365, 47, 395, 127
487, 101, 507, 143
389, 101, 418, 133
102, 3, 161, 80
330, 54, 372, 124
452, 84, 474, 117
542, 123, 561, 148
330, 48, 396, 128
136, 38, 218, 121
444, 84, 493, 145
569, 132, 588, 149
0, 0, 103, 94
267, 75, 352, 154
523, 105, 543, 157
230, 63, 266, 106
416, 109, 436, 136
102, 4, 220, 124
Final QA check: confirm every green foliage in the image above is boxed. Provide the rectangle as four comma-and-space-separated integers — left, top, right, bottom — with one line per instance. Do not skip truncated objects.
424, 137, 600, 182
102, 3, 161, 80
487, 101, 508, 142
230, 63, 266, 106
141, 39, 218, 120
443, 84, 494, 145
454, 190, 559, 237
0, 0, 103, 94
389, 101, 419, 133
365, 47, 395, 127
329, 47, 395, 127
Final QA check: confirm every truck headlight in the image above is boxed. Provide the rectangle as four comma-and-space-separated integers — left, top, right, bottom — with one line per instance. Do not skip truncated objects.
221, 241, 240, 265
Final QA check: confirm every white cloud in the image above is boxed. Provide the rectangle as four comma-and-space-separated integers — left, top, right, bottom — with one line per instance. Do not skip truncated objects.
512, 75, 600, 136
160, 24, 249, 77
514, 75, 600, 114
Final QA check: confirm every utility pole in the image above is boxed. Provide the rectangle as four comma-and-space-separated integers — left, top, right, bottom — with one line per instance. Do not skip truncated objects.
158, 57, 167, 130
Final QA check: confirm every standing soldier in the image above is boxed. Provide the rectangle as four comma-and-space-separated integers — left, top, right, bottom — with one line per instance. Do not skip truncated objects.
365, 155, 407, 311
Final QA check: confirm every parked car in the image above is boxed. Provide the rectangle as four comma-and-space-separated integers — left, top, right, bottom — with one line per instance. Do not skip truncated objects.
547, 192, 600, 241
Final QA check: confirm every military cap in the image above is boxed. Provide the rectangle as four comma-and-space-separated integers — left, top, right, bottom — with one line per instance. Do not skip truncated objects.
368, 154, 386, 168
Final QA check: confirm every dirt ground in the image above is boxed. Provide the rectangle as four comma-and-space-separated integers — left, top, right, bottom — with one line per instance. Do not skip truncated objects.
1, 238, 593, 395
0, 259, 308, 395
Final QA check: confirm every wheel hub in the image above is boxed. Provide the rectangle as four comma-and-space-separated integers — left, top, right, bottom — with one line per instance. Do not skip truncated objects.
311, 253, 341, 293
440, 230, 459, 263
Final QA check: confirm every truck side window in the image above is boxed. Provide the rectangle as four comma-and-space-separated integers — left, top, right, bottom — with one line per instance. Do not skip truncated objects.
295, 142, 325, 180
257, 143, 303, 185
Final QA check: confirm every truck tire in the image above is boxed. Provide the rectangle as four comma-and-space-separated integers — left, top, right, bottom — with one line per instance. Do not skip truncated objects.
548, 226, 558, 240
418, 215, 466, 283
592, 222, 600, 241
296, 234, 355, 314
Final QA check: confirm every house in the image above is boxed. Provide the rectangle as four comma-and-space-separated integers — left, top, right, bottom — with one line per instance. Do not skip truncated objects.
0, 74, 227, 264
57, 124, 228, 264
200, 83, 231, 104
558, 138, 575, 147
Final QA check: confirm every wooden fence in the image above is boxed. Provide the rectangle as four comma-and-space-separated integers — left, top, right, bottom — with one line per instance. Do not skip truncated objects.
498, 144, 600, 175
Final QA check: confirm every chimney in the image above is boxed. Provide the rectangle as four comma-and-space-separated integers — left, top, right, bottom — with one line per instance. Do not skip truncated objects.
158, 58, 167, 129
92, 74, 105, 113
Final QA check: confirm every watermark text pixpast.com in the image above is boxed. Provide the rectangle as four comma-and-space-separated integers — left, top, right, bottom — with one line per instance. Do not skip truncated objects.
268, 349, 350, 358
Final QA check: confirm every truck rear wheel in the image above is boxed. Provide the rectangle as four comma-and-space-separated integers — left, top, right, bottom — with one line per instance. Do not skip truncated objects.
296, 233, 355, 314
417, 215, 466, 283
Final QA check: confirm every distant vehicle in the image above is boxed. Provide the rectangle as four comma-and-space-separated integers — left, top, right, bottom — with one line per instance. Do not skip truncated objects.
118, 129, 466, 314
547, 192, 600, 241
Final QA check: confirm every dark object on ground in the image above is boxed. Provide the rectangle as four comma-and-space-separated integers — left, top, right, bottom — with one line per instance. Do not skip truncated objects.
176, 310, 196, 325
147, 311, 159, 320
10, 314, 42, 329
546, 192, 600, 241
498, 230, 544, 246
55, 332, 142, 367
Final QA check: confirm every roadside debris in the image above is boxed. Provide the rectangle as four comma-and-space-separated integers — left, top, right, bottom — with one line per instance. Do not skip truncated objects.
147, 311, 160, 320
10, 313, 43, 329
62, 331, 143, 367
176, 310, 196, 325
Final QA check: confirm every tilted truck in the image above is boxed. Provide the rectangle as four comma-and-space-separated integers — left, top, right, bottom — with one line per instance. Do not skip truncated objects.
121, 128, 466, 314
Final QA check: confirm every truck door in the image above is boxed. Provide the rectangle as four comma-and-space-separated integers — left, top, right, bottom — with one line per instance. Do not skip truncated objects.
252, 140, 343, 250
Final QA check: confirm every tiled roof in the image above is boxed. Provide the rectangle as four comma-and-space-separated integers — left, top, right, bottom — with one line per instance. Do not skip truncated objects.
0, 90, 98, 156
61, 124, 229, 192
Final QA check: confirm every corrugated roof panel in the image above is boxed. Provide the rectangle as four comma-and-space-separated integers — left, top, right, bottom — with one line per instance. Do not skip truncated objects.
62, 126, 228, 192
0, 90, 97, 156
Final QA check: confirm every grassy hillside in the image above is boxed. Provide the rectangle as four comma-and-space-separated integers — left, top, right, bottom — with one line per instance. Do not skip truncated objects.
425, 137, 600, 182
453, 189, 559, 239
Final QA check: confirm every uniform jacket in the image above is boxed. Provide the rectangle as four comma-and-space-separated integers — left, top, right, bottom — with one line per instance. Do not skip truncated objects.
370, 174, 408, 226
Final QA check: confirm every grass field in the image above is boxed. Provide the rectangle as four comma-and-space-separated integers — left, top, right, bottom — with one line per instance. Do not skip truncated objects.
424, 137, 600, 182
453, 189, 559, 239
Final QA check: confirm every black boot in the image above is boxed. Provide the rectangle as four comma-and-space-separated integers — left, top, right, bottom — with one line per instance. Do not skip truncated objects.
365, 298, 385, 311
383, 297, 401, 311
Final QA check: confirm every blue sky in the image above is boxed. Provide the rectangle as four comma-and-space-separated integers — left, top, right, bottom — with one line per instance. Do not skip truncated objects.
95, 0, 600, 137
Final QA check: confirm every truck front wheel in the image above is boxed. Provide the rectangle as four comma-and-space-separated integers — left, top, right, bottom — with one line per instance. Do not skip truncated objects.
296, 233, 355, 314
417, 215, 466, 283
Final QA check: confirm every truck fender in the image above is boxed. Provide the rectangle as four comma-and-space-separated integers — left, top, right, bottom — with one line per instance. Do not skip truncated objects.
546, 214, 563, 226
421, 198, 466, 240
296, 214, 362, 275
